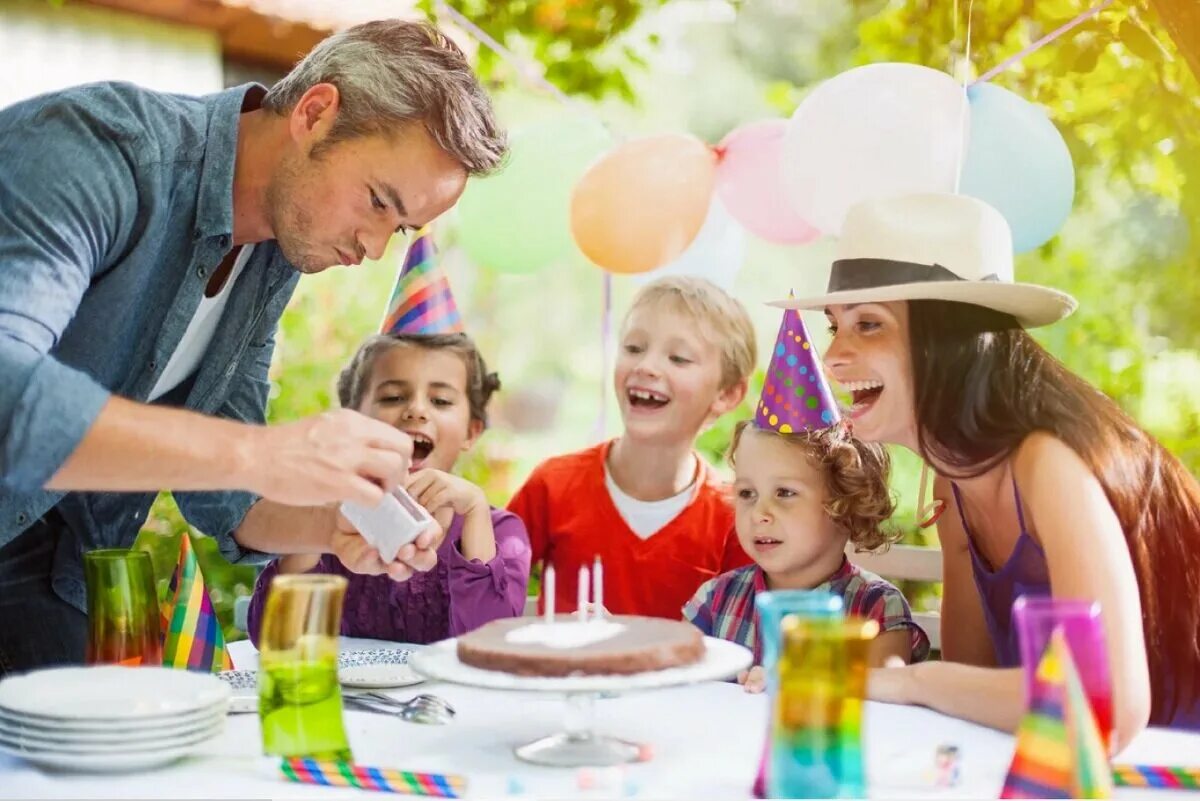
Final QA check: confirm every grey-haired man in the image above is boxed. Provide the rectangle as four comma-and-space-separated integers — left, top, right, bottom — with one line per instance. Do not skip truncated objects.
0, 20, 506, 673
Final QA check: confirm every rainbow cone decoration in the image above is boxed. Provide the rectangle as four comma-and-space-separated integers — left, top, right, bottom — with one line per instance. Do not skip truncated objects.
160, 534, 232, 672
380, 225, 464, 336
1000, 627, 1112, 799
756, 300, 839, 433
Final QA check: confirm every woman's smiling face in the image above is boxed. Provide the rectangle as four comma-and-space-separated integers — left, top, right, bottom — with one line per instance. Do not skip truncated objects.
822, 301, 918, 448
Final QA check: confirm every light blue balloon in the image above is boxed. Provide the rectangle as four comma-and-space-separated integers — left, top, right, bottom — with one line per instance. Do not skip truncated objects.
960, 82, 1075, 253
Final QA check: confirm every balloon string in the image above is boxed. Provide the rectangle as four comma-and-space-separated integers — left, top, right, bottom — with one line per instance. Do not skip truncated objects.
595, 272, 613, 441
971, 0, 1114, 86
952, 0, 975, 195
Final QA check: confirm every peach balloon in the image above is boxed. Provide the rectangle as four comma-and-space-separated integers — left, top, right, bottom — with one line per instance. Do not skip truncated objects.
570, 134, 717, 274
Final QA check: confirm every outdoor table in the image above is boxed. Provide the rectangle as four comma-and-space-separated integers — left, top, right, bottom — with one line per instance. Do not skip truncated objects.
1, 637, 1196, 799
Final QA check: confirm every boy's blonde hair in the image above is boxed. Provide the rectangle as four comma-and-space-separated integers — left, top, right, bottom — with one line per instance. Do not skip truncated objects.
625, 276, 757, 390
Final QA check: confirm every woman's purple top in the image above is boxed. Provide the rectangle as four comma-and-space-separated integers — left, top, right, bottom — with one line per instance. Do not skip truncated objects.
951, 480, 1050, 668
247, 507, 531, 646
952, 481, 1200, 729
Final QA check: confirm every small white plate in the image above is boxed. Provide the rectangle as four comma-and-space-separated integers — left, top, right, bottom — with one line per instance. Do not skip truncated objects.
0, 719, 223, 754
0, 711, 224, 743
0, 738, 212, 773
338, 648, 423, 689
0, 667, 229, 721
0, 705, 223, 733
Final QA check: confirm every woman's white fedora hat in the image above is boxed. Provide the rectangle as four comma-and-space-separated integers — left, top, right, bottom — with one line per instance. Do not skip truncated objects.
772, 193, 1077, 328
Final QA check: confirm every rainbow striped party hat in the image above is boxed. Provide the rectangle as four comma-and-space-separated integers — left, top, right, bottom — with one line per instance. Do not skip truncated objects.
380, 225, 464, 335
1001, 627, 1112, 799
160, 534, 232, 673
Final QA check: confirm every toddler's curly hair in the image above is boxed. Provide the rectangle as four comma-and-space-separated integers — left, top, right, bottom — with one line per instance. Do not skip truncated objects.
729, 420, 899, 552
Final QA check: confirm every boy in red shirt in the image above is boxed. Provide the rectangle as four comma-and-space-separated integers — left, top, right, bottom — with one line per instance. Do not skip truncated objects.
508, 276, 757, 619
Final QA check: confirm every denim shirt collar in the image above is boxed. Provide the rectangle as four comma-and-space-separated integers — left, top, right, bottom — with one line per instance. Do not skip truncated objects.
194, 83, 267, 245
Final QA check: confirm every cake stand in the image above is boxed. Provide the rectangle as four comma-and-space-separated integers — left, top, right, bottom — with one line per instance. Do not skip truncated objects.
410, 636, 751, 767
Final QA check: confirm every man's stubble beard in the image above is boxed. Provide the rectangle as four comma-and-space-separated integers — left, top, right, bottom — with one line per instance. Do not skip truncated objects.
265, 153, 331, 274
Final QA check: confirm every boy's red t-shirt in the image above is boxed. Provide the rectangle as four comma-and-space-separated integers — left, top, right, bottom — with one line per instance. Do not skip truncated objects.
507, 440, 752, 620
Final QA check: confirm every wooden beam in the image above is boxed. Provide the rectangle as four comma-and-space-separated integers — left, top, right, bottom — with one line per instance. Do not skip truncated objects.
70, 0, 328, 67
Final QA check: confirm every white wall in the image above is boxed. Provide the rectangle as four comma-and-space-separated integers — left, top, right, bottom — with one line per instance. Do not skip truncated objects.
0, 0, 223, 109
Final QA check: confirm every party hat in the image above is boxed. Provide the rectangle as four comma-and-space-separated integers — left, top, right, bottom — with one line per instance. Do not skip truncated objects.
160, 534, 232, 673
380, 225, 465, 335
756, 301, 839, 433
1001, 627, 1112, 799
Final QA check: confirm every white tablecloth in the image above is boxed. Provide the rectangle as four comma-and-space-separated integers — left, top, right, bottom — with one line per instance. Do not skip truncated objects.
2, 639, 1197, 799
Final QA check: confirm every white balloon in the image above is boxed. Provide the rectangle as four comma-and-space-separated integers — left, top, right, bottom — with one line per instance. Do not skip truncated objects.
783, 63, 968, 235
631, 196, 745, 292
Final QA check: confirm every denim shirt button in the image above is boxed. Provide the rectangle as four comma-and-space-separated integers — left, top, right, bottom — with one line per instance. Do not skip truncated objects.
15, 513, 27, 525
196, 265, 206, 279
192, 229, 202, 241
148, 360, 157, 372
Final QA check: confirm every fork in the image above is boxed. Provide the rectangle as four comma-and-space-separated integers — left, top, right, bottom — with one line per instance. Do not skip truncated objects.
343, 692, 455, 724
354, 691, 457, 716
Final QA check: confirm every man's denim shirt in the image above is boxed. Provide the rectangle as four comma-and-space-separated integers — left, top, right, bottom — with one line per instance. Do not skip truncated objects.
0, 82, 301, 611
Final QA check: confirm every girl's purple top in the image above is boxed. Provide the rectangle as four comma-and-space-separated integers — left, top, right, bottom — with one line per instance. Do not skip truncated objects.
952, 481, 1200, 730
247, 507, 531, 646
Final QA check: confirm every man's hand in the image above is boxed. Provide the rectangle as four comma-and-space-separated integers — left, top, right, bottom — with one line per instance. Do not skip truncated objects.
406, 469, 488, 518
241, 409, 413, 506
330, 510, 447, 582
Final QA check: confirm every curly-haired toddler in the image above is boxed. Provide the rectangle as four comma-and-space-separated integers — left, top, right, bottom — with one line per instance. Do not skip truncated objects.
683, 420, 930, 692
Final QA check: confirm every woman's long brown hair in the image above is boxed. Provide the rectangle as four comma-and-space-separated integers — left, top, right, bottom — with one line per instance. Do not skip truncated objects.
908, 299, 1200, 724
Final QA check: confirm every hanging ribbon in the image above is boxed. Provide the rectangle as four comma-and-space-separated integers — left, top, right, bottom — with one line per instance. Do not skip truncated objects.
971, 0, 1115, 86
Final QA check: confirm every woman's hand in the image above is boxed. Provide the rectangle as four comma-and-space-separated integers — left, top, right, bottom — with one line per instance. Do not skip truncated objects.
867, 655, 915, 704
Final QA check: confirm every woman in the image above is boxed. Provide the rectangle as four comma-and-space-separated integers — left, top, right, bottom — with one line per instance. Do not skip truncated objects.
777, 193, 1200, 746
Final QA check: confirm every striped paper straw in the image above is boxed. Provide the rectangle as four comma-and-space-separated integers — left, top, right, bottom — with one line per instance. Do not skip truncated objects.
280, 758, 467, 798
1112, 764, 1200, 790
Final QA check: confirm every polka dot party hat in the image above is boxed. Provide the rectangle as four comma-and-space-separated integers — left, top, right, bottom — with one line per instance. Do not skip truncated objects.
755, 304, 840, 433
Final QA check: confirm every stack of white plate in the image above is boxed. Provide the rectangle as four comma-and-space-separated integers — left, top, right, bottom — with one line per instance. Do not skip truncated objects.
0, 666, 230, 773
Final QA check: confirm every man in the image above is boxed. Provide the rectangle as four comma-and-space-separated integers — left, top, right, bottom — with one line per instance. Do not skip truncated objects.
0, 20, 507, 673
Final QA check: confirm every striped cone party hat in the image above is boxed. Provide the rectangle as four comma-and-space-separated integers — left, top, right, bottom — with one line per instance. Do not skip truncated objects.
1001, 627, 1112, 799
380, 225, 464, 335
160, 533, 232, 673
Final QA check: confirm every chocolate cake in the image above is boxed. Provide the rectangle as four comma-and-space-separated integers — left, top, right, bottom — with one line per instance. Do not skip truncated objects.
456, 615, 706, 677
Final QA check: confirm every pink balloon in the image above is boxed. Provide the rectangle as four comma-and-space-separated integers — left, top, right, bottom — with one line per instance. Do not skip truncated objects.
716, 120, 820, 245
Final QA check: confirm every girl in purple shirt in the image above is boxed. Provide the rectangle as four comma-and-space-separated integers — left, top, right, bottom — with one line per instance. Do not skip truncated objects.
248, 333, 531, 645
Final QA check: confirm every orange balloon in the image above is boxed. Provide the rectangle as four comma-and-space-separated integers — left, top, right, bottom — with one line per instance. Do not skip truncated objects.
570, 134, 717, 274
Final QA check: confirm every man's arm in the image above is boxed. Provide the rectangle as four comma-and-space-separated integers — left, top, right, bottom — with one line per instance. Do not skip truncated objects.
47, 397, 411, 507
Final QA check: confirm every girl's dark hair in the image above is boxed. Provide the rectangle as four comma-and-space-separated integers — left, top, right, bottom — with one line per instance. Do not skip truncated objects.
729, 420, 899, 552
908, 298, 1200, 724
336, 332, 501, 425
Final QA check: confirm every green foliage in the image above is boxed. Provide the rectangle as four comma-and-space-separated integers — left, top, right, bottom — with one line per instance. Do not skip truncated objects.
420, 0, 669, 101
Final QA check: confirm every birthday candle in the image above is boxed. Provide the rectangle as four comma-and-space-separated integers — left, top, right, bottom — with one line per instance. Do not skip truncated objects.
593, 556, 604, 618
544, 565, 555, 623
577, 564, 589, 622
